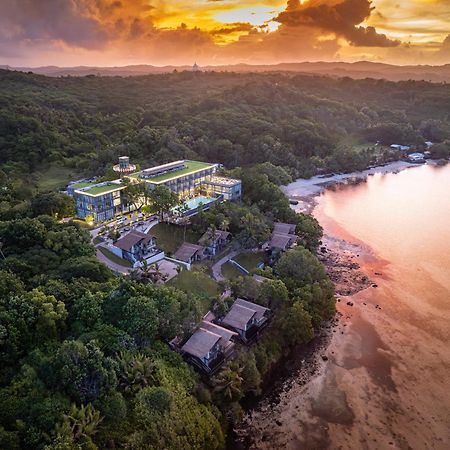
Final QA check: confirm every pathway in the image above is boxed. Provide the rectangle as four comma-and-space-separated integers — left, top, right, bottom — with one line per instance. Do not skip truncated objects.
96, 246, 131, 275
211, 249, 240, 282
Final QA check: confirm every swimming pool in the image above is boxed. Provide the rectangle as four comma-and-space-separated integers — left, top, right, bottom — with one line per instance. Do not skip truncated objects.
183, 196, 217, 211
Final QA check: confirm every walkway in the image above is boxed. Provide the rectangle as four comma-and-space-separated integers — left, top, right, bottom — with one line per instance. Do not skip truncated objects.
211, 249, 240, 282
96, 246, 131, 275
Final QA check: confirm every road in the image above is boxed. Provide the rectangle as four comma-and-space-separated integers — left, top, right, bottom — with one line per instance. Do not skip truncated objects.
211, 250, 240, 281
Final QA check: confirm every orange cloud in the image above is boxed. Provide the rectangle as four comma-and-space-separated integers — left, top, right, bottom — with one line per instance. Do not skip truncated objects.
0, 0, 449, 66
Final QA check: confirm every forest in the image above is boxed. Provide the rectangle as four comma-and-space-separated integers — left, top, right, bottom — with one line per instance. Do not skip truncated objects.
1, 69, 450, 196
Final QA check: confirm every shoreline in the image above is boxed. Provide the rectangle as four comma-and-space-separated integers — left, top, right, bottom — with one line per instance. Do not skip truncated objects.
232, 162, 450, 450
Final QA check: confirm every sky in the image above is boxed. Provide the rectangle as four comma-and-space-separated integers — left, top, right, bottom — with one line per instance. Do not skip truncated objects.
0, 0, 449, 67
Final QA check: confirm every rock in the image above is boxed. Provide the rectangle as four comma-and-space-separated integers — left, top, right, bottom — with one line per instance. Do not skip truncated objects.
346, 301, 354, 306
321, 355, 329, 361
275, 420, 282, 426
372, 284, 378, 288
375, 272, 382, 276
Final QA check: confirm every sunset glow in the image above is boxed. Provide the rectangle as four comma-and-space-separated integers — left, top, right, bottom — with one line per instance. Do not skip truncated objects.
0, 0, 449, 66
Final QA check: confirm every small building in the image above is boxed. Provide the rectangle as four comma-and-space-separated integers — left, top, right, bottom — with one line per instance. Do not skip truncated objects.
203, 176, 242, 201
112, 230, 163, 265
408, 152, 426, 163
391, 144, 411, 151
198, 230, 231, 256
221, 298, 270, 343
173, 242, 205, 264
273, 222, 296, 235
267, 222, 298, 260
181, 321, 236, 374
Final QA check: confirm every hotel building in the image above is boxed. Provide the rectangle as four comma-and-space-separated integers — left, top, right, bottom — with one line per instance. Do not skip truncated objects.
68, 158, 241, 222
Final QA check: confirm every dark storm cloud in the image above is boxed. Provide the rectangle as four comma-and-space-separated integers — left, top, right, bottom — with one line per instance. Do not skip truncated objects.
0, 0, 109, 51
276, 0, 400, 47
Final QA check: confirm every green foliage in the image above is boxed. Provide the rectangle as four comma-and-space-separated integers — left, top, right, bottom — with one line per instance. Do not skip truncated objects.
148, 185, 180, 220
31, 192, 75, 218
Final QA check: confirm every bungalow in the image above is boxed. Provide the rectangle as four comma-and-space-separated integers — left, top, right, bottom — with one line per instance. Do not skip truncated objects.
267, 222, 298, 260
173, 242, 205, 264
181, 321, 237, 374
221, 298, 270, 343
198, 229, 231, 256
112, 230, 163, 265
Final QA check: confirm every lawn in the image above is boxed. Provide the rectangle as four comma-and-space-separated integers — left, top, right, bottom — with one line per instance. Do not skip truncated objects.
98, 246, 132, 268
233, 252, 265, 272
168, 270, 220, 313
151, 222, 202, 255
221, 261, 245, 280
35, 165, 83, 191
145, 160, 215, 183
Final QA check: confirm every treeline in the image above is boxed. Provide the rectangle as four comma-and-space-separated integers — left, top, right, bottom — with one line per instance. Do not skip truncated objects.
1, 70, 450, 189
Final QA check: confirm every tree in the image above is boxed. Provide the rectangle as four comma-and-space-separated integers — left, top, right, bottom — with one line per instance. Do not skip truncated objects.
257, 279, 289, 308
213, 365, 244, 402
31, 192, 75, 218
122, 179, 149, 212
148, 186, 180, 221
275, 246, 328, 290
277, 301, 314, 346
294, 213, 323, 252
52, 340, 118, 403
117, 351, 156, 394
236, 212, 270, 249
53, 403, 103, 450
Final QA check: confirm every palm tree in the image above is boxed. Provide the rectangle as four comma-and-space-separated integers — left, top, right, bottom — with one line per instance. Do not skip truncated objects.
117, 351, 156, 394
213, 366, 244, 402
57, 403, 103, 445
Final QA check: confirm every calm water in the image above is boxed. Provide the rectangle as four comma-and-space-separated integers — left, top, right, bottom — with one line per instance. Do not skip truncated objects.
238, 163, 450, 449
316, 164, 450, 296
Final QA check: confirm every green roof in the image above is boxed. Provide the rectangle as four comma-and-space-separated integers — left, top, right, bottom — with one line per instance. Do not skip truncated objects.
76, 182, 124, 196
71, 181, 95, 189
140, 161, 216, 184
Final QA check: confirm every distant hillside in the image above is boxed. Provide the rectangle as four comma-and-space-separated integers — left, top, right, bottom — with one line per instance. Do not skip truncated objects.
2, 61, 450, 82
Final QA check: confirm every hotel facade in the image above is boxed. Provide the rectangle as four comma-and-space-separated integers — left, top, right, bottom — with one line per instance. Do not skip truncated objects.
68, 159, 241, 222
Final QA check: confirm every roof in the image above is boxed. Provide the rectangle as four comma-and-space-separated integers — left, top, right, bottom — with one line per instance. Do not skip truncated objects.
253, 274, 271, 283
198, 230, 231, 246
205, 176, 241, 187
114, 230, 153, 252
235, 298, 269, 320
75, 181, 125, 197
181, 328, 221, 359
132, 160, 217, 184
273, 222, 296, 235
173, 242, 204, 262
270, 233, 297, 250
201, 320, 237, 342
222, 304, 257, 331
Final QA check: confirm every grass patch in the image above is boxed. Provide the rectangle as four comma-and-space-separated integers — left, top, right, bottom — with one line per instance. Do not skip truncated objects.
221, 261, 245, 280
35, 165, 82, 191
140, 160, 215, 183
168, 270, 220, 313
151, 222, 202, 255
234, 252, 265, 272
98, 246, 132, 268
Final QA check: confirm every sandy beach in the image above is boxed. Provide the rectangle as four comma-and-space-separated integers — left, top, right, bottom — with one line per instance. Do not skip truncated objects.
233, 162, 450, 450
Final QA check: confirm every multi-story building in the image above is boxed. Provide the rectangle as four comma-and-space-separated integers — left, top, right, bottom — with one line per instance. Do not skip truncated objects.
68, 158, 241, 223
69, 181, 126, 222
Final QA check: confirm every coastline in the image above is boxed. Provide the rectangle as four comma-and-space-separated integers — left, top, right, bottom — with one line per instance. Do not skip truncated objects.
232, 161, 450, 449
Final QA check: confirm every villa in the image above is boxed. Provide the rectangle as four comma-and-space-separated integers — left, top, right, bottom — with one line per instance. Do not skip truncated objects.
267, 222, 298, 260
198, 229, 231, 256
68, 157, 242, 223
173, 242, 205, 264
181, 320, 237, 374
111, 230, 164, 266
220, 298, 270, 343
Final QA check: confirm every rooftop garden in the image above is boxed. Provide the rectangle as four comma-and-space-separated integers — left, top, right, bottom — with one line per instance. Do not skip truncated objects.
84, 182, 124, 196
142, 160, 215, 183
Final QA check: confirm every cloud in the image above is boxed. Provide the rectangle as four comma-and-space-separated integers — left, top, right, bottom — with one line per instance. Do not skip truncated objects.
0, 0, 109, 49
275, 0, 399, 47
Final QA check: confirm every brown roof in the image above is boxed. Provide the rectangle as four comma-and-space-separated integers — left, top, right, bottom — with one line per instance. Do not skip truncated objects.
273, 222, 296, 235
198, 230, 231, 246
270, 233, 297, 250
222, 304, 256, 331
114, 230, 153, 252
181, 328, 221, 359
235, 298, 269, 320
173, 242, 204, 262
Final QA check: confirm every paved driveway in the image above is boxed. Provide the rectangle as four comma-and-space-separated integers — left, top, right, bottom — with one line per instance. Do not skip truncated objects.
211, 250, 240, 282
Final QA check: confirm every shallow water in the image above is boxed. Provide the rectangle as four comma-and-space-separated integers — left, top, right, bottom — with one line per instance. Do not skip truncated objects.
236, 163, 450, 449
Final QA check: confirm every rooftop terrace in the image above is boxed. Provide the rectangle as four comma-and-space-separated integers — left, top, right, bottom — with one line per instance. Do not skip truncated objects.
134, 160, 216, 184
75, 181, 125, 196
